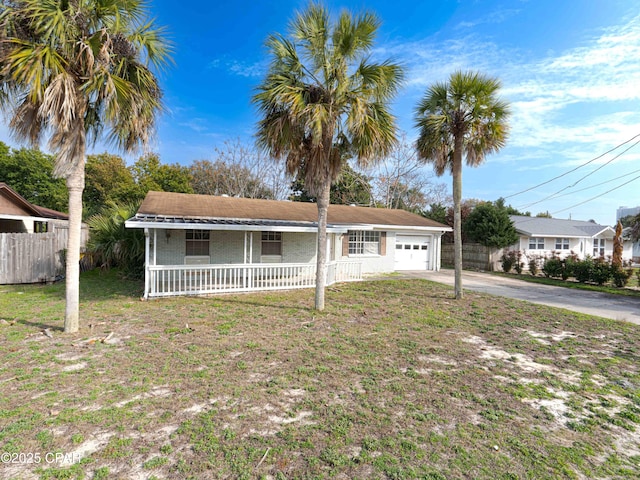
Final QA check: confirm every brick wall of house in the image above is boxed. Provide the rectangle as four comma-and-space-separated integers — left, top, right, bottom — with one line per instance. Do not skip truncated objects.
152, 228, 398, 273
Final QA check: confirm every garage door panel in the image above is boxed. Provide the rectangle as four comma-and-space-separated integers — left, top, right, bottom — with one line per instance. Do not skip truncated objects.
394, 235, 431, 270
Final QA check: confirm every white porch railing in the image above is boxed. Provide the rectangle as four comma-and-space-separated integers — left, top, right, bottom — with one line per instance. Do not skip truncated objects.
146, 261, 362, 298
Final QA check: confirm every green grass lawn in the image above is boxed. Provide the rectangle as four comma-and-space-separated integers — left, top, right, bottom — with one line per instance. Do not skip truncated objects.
1, 269, 640, 479
494, 270, 640, 298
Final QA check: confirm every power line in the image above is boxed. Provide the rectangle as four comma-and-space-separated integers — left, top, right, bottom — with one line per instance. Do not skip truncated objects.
551, 172, 640, 216
504, 132, 640, 199
517, 140, 640, 210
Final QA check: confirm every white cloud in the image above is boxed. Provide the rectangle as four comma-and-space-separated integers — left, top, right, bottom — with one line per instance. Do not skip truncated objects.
209, 56, 267, 78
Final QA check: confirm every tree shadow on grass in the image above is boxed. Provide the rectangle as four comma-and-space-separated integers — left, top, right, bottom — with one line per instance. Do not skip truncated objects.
15, 318, 64, 332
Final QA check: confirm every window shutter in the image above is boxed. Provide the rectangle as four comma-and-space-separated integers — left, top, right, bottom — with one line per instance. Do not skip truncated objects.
342, 233, 350, 256
380, 232, 386, 255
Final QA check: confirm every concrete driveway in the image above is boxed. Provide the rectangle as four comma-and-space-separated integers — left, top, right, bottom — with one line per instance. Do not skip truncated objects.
402, 269, 640, 325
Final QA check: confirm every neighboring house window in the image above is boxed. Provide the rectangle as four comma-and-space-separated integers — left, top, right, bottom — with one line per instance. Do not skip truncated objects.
34, 221, 48, 233
555, 238, 569, 250
593, 238, 605, 257
261, 232, 282, 256
186, 230, 210, 256
349, 231, 380, 255
528, 237, 544, 250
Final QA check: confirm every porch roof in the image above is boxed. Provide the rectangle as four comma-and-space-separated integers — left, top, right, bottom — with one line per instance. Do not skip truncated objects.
126, 191, 451, 233
126, 213, 339, 233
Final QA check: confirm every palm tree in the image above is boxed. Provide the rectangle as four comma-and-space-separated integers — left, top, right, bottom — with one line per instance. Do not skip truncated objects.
414, 71, 509, 299
0, 0, 170, 332
253, 3, 404, 310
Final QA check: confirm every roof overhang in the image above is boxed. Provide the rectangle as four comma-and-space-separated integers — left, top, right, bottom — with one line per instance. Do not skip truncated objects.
0, 213, 64, 223
125, 215, 452, 235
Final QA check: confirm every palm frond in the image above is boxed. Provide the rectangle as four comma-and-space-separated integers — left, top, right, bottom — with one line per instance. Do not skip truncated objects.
253, 3, 403, 196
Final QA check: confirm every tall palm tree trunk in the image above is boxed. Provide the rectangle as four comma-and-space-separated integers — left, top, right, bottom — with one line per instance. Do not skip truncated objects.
314, 179, 331, 311
452, 136, 463, 300
63, 114, 86, 333
63, 142, 86, 333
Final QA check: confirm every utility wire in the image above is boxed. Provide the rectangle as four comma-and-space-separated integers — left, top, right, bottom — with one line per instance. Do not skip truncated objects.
518, 139, 640, 210
551, 172, 640, 216
519, 165, 640, 210
504, 132, 640, 199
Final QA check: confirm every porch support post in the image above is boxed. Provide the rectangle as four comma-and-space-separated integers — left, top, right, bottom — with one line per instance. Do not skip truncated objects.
144, 228, 150, 299
153, 229, 157, 266
244, 232, 248, 264
435, 234, 441, 272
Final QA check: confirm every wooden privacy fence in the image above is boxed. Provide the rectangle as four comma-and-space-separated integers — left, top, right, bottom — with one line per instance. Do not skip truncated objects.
441, 242, 502, 271
0, 233, 60, 284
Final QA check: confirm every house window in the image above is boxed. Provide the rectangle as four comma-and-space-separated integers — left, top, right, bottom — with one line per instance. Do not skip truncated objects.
186, 230, 210, 256
261, 232, 282, 256
528, 237, 544, 250
349, 231, 380, 255
34, 221, 48, 233
593, 238, 605, 257
555, 238, 569, 250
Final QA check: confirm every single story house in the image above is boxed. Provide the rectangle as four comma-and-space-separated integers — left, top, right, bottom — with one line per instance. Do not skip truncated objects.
508, 215, 620, 266
125, 191, 451, 298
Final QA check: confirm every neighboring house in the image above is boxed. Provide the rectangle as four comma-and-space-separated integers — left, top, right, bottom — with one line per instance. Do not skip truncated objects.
0, 182, 88, 284
622, 227, 640, 263
0, 182, 69, 233
508, 215, 619, 266
125, 191, 451, 298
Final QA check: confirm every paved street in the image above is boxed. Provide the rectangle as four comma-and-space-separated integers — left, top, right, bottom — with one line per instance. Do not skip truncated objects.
402, 269, 640, 325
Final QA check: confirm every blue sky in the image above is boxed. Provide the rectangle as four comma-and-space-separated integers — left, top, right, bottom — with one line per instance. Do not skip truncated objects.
3, 0, 640, 225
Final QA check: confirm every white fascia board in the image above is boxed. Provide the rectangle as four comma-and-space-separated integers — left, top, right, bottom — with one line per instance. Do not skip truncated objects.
124, 220, 347, 234
521, 233, 591, 239
0, 213, 59, 223
339, 224, 452, 233
592, 227, 615, 237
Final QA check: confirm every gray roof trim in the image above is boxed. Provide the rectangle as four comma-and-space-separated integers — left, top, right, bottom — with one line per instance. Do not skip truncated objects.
125, 215, 346, 233
125, 214, 451, 235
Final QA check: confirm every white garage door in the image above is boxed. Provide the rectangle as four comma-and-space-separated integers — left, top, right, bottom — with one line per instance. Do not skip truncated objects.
394, 235, 431, 270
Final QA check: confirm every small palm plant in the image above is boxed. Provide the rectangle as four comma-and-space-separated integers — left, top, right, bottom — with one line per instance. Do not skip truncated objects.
86, 202, 145, 279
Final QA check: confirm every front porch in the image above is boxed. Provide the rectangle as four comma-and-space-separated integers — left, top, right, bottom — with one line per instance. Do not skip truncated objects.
145, 260, 363, 298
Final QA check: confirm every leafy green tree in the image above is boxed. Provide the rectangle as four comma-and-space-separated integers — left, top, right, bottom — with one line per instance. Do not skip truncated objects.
464, 201, 518, 249
84, 153, 138, 218
86, 202, 144, 279
253, 3, 404, 310
290, 163, 372, 205
629, 214, 640, 242
190, 159, 274, 199
495, 197, 528, 216
130, 154, 193, 197
415, 71, 510, 299
0, 0, 170, 332
0, 143, 67, 211
619, 214, 636, 228
424, 203, 447, 224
